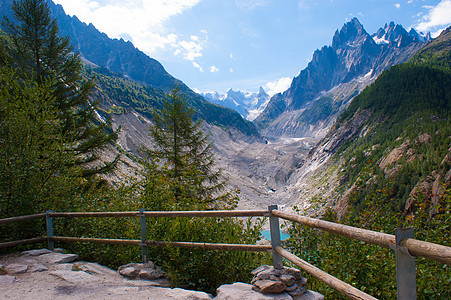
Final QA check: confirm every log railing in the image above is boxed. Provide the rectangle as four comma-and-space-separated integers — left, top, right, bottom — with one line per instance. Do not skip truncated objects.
1, 206, 450, 300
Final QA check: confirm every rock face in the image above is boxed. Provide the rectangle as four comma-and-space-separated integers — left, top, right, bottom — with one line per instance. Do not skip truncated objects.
255, 18, 429, 138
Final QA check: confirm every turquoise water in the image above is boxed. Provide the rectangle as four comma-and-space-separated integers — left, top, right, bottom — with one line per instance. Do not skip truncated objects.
261, 230, 290, 241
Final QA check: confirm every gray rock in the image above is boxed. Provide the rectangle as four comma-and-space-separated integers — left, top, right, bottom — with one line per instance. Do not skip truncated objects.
73, 262, 117, 276
287, 285, 307, 297
285, 284, 298, 292
5, 263, 28, 274
49, 270, 94, 284
296, 278, 308, 287
294, 290, 324, 300
164, 287, 212, 300
0, 275, 15, 285
253, 280, 287, 294
119, 266, 138, 278
54, 263, 75, 271
216, 282, 292, 300
29, 264, 49, 272
21, 249, 52, 256
118, 262, 168, 281
257, 267, 281, 280
279, 275, 295, 287
251, 265, 271, 276
39, 253, 79, 264
139, 268, 167, 280
280, 267, 302, 280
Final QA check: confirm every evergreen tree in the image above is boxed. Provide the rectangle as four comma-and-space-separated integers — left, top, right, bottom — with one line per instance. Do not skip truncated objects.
1, 0, 119, 178
145, 86, 233, 209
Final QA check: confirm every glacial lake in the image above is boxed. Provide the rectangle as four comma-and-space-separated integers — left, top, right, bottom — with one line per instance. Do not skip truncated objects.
260, 230, 290, 241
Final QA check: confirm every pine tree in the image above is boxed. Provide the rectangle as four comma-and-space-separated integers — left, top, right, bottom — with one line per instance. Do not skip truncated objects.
1, 0, 119, 178
145, 86, 234, 209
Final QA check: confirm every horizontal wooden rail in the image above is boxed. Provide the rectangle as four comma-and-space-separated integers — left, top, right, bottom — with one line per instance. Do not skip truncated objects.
48, 210, 269, 218
0, 213, 46, 224
51, 236, 272, 252
272, 210, 451, 266
0, 237, 47, 249
276, 246, 377, 300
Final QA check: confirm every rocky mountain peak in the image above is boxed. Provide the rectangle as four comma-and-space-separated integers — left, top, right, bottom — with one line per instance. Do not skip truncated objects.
257, 86, 267, 97
372, 22, 432, 47
255, 18, 429, 138
332, 17, 369, 50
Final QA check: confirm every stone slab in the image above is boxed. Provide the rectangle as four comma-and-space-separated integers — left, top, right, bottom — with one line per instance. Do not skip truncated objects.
49, 270, 95, 284
215, 282, 292, 300
0, 275, 15, 285
38, 253, 79, 264
21, 249, 52, 256
165, 287, 212, 300
5, 263, 28, 274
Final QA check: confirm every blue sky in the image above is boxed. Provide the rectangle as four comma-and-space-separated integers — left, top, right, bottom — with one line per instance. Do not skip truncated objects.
53, 0, 451, 95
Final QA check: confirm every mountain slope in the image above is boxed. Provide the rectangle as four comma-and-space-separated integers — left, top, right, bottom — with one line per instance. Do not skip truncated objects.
0, 0, 259, 137
255, 18, 430, 138
281, 28, 450, 299
283, 25, 450, 215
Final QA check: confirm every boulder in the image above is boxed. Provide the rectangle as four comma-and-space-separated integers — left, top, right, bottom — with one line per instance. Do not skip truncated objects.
38, 253, 79, 264
294, 290, 325, 300
215, 282, 292, 300
4, 263, 28, 275
118, 262, 168, 281
253, 280, 287, 294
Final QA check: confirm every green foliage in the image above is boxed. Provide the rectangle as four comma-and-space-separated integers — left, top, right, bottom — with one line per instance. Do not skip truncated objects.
145, 87, 231, 208
297, 96, 341, 125
285, 36, 450, 299
135, 87, 269, 293
1, 0, 119, 178
0, 66, 82, 242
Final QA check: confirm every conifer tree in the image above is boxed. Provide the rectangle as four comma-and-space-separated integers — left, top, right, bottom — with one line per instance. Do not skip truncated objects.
145, 86, 234, 209
1, 0, 119, 178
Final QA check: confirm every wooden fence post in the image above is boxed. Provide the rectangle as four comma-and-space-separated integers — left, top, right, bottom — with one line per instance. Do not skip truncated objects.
140, 209, 148, 263
46, 211, 54, 251
395, 228, 416, 300
269, 205, 283, 269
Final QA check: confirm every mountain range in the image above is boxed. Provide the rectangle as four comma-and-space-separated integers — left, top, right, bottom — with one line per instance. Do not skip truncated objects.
254, 18, 431, 138
200, 87, 270, 121
0, 0, 259, 138
0, 0, 448, 213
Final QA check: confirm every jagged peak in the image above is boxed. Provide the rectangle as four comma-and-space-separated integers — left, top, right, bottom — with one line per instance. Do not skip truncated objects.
372, 21, 431, 46
332, 17, 369, 49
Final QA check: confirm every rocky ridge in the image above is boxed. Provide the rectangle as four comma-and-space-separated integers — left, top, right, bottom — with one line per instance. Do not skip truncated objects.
255, 18, 429, 138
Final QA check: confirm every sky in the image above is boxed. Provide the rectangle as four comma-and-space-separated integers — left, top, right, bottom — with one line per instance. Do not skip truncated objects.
52, 0, 451, 96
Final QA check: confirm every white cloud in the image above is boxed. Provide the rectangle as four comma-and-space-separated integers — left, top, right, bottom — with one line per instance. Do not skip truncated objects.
395, 3, 401, 9
192, 62, 203, 72
264, 77, 292, 97
236, 0, 270, 11
209, 66, 219, 73
53, 0, 201, 54
416, 0, 451, 36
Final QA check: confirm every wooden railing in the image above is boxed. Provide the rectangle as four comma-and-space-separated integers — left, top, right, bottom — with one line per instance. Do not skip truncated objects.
1, 206, 450, 300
